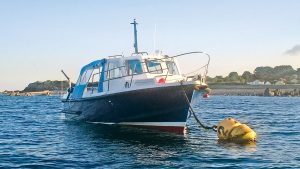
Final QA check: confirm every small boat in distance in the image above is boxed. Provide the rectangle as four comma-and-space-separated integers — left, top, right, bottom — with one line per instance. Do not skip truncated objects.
62, 19, 210, 133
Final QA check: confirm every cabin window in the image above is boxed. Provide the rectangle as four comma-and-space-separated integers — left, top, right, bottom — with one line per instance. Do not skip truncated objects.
166, 61, 179, 75
146, 60, 163, 74
126, 60, 143, 75
77, 69, 93, 85
107, 62, 123, 79
87, 67, 101, 93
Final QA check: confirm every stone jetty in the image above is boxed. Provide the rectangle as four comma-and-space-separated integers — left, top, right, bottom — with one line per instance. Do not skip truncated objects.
209, 84, 300, 97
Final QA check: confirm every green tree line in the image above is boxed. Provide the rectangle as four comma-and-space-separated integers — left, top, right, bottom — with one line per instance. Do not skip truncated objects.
207, 65, 300, 84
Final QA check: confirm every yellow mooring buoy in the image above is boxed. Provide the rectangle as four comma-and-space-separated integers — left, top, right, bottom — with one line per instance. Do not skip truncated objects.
182, 83, 257, 144
216, 118, 257, 143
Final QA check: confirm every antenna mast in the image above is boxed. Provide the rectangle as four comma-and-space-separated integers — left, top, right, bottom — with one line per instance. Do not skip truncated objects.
130, 19, 139, 53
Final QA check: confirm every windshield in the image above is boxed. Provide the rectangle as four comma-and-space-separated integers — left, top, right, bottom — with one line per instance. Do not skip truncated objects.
126, 59, 143, 75
166, 61, 179, 75
76, 69, 93, 85
146, 60, 163, 74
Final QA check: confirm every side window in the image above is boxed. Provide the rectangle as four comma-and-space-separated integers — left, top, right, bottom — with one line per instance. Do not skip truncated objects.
166, 61, 179, 75
107, 62, 123, 79
126, 60, 143, 75
77, 69, 93, 85
146, 60, 163, 74
87, 67, 101, 92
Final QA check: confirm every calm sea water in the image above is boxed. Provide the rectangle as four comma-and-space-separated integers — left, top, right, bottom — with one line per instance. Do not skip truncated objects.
0, 95, 299, 168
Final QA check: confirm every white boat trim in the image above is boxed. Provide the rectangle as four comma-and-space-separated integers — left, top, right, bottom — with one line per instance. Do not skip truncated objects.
82, 80, 194, 99
87, 121, 186, 127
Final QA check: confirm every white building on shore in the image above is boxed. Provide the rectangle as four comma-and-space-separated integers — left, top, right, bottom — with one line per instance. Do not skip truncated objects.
247, 80, 265, 85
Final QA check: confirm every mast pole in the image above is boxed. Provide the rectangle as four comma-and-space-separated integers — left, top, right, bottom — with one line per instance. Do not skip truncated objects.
130, 19, 138, 53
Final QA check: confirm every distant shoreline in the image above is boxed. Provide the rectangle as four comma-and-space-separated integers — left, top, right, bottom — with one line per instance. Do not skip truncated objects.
0, 90, 66, 96
209, 84, 300, 96
1, 83, 300, 97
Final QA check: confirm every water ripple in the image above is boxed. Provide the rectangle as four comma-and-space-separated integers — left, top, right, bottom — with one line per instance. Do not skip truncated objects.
0, 95, 299, 168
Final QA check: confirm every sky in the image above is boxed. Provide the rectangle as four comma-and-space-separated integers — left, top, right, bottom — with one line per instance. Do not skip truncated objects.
0, 0, 300, 90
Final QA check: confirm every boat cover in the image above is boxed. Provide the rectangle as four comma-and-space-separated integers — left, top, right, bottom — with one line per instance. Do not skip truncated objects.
72, 59, 107, 99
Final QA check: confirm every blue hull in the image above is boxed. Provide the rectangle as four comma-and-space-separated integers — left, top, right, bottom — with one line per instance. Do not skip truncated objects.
63, 84, 194, 133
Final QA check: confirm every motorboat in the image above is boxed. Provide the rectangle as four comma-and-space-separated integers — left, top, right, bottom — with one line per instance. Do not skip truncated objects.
62, 19, 210, 133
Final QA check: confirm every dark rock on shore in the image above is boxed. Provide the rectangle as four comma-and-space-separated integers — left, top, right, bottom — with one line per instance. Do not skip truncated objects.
263, 88, 300, 97
264, 88, 274, 96
23, 80, 72, 92
1, 80, 73, 96
210, 84, 300, 97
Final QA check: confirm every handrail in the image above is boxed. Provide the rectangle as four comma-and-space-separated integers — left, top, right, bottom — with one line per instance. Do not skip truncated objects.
90, 72, 100, 94
102, 67, 170, 82
131, 52, 149, 56
107, 54, 124, 58
170, 51, 210, 79
91, 74, 95, 94
129, 64, 137, 87
102, 59, 167, 76
90, 51, 209, 79
85, 51, 210, 91
107, 63, 110, 91
164, 58, 172, 81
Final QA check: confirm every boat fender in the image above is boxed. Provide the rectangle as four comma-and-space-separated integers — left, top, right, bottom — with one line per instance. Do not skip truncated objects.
217, 118, 256, 143
194, 80, 211, 98
203, 93, 209, 98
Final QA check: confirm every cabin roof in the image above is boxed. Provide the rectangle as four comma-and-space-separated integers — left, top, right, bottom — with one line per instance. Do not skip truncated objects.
80, 59, 107, 76
79, 53, 166, 76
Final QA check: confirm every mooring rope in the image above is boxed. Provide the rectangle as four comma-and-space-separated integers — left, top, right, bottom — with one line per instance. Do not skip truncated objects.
181, 85, 217, 131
